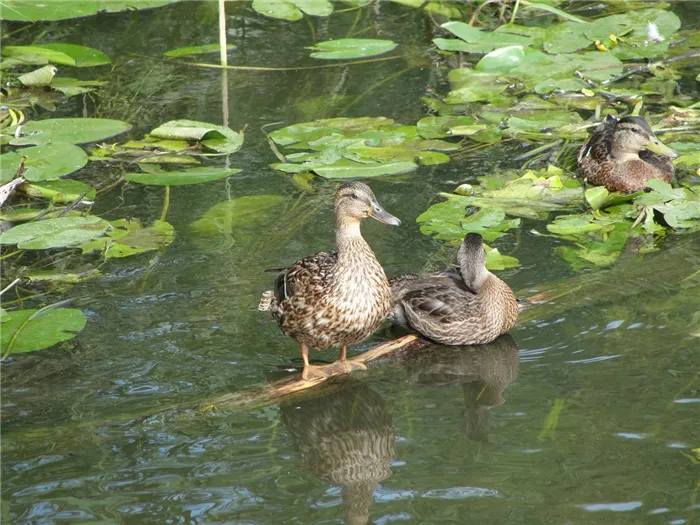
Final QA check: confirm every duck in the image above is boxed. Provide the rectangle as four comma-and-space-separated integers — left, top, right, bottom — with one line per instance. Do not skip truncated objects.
578, 115, 679, 193
389, 233, 518, 345
259, 182, 400, 381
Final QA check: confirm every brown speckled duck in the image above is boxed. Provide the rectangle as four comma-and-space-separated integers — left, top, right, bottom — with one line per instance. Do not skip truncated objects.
389, 233, 518, 345
578, 115, 678, 193
259, 182, 400, 381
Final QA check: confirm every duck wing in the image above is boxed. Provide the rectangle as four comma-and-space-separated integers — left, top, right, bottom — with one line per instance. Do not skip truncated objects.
578, 115, 616, 164
274, 250, 338, 304
401, 283, 478, 325
639, 149, 675, 179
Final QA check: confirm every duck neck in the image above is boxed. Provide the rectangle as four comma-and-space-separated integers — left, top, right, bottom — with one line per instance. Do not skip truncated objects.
336, 216, 369, 259
611, 143, 641, 162
461, 266, 490, 293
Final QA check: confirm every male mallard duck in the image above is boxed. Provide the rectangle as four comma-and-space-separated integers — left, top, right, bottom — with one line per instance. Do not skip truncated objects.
389, 233, 518, 345
259, 182, 400, 381
578, 115, 679, 193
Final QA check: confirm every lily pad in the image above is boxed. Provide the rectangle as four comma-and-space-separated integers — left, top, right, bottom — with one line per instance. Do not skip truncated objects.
0, 1, 178, 21
390, 0, 462, 18
417, 201, 521, 242
0, 308, 87, 355
436, 21, 532, 53
125, 167, 241, 186
164, 44, 236, 57
307, 39, 397, 59
0, 143, 88, 182
9, 118, 131, 146
476, 46, 525, 73
79, 219, 174, 258
2, 44, 110, 68
268, 117, 454, 179
0, 216, 109, 249
50, 78, 108, 97
251, 0, 333, 21
150, 120, 243, 154
18, 65, 57, 87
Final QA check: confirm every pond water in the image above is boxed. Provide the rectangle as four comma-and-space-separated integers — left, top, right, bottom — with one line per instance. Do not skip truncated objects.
2, 2, 699, 524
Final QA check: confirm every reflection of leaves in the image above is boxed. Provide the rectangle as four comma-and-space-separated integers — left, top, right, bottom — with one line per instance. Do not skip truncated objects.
0, 308, 87, 355
307, 39, 397, 60
0, 216, 109, 249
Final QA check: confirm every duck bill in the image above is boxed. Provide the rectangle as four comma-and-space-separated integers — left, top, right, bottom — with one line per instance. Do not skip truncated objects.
370, 205, 401, 226
647, 136, 679, 158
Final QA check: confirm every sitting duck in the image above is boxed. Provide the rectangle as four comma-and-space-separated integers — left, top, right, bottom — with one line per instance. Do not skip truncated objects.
578, 115, 678, 193
259, 182, 400, 381
389, 233, 518, 345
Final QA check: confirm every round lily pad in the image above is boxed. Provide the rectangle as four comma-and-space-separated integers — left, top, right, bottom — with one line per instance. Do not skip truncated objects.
9, 118, 131, 146
0, 216, 109, 249
1, 308, 87, 355
0, 143, 88, 182
307, 39, 398, 59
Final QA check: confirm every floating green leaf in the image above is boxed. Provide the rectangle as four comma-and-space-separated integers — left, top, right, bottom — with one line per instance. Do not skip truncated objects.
436, 21, 532, 53
252, 0, 333, 21
79, 219, 174, 258
164, 44, 236, 57
476, 45, 525, 73
268, 117, 454, 179
0, 1, 178, 21
0, 143, 87, 182
417, 200, 520, 242
307, 39, 397, 59
150, 120, 243, 154
390, 0, 462, 18
0, 308, 87, 355
18, 65, 57, 87
22, 180, 96, 202
0, 216, 108, 249
125, 167, 241, 186
9, 118, 131, 146
1, 44, 110, 68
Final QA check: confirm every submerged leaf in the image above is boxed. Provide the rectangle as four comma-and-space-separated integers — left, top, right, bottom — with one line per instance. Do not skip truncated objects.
190, 195, 286, 236
164, 44, 236, 57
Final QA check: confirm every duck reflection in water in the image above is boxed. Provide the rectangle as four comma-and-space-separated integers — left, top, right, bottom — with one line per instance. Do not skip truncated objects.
401, 334, 519, 442
280, 379, 395, 525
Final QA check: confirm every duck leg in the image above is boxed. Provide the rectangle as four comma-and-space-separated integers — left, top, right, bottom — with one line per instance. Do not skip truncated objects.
301, 343, 332, 381
332, 345, 368, 374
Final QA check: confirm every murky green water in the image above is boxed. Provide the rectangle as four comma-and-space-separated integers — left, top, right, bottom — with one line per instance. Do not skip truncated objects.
2, 3, 699, 524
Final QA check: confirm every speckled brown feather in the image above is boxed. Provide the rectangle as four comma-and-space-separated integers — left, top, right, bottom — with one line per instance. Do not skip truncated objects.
261, 182, 396, 353
578, 116, 674, 193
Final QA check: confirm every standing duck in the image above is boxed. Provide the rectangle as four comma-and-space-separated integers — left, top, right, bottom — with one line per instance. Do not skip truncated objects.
578, 115, 678, 193
389, 233, 518, 345
259, 182, 400, 381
